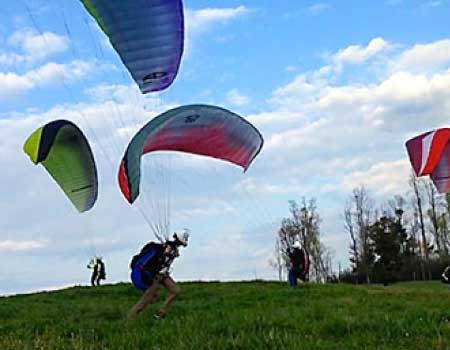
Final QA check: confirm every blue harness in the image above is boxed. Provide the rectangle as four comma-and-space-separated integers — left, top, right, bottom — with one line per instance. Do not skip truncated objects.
130, 249, 157, 291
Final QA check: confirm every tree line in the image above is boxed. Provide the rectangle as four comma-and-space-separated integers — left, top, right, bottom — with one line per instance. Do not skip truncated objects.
342, 174, 450, 284
271, 174, 450, 284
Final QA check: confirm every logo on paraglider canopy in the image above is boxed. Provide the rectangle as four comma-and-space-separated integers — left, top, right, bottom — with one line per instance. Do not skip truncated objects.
72, 184, 94, 193
184, 114, 200, 123
143, 72, 168, 83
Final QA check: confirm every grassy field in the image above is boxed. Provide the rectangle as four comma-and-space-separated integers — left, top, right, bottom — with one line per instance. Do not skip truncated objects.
0, 281, 450, 350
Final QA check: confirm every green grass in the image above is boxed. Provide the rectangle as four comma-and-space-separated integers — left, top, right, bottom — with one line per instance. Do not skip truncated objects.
1, 281, 450, 349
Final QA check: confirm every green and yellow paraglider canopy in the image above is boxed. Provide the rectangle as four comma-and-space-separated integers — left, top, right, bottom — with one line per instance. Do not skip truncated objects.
23, 120, 98, 213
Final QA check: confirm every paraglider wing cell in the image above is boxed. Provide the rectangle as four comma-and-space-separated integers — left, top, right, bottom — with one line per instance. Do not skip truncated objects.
79, 0, 184, 93
406, 128, 450, 193
23, 120, 98, 212
118, 105, 264, 204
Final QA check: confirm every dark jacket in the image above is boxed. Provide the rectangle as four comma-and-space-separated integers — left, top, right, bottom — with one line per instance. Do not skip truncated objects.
131, 242, 181, 275
289, 247, 309, 275
98, 260, 106, 279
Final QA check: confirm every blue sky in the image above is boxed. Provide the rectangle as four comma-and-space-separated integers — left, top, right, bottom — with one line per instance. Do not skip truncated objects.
1, 0, 450, 295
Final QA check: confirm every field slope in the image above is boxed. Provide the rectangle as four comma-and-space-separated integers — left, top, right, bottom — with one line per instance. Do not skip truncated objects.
1, 281, 450, 350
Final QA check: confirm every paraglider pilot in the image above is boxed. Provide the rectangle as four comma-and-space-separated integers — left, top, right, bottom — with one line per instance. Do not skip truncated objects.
128, 232, 189, 320
87, 257, 106, 287
288, 242, 310, 287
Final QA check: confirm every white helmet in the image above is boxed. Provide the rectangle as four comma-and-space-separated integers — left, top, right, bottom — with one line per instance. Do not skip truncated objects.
293, 241, 301, 249
174, 230, 189, 247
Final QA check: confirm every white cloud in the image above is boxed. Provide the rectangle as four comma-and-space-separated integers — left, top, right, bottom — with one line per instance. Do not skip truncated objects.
85, 83, 146, 104
0, 72, 34, 99
339, 159, 411, 194
184, 221, 278, 281
26, 60, 94, 85
247, 110, 301, 127
332, 37, 391, 65
1, 28, 69, 67
233, 177, 307, 195
0, 240, 46, 252
226, 89, 250, 107
392, 39, 450, 73
285, 65, 297, 72
265, 118, 330, 151
0, 60, 111, 101
9, 28, 69, 58
186, 6, 250, 35
307, 3, 330, 16
270, 51, 450, 133
181, 6, 251, 58
175, 199, 236, 219
0, 52, 26, 66
270, 73, 325, 109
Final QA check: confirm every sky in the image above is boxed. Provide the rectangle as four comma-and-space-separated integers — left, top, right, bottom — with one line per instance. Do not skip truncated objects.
1, 0, 450, 295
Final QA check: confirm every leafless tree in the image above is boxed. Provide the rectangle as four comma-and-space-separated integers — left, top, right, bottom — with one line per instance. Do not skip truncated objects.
352, 186, 375, 284
268, 238, 284, 281
276, 198, 329, 282
344, 201, 359, 273
410, 173, 429, 263
426, 181, 443, 253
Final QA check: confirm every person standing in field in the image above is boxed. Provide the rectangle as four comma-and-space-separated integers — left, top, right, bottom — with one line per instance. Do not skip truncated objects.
288, 242, 310, 287
127, 232, 189, 320
87, 257, 106, 286
97, 258, 106, 285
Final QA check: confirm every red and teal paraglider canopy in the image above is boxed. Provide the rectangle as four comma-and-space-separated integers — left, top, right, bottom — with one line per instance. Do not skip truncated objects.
118, 105, 264, 204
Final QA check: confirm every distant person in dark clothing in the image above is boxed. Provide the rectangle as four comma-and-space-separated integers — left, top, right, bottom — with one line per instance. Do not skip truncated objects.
288, 242, 310, 287
87, 257, 106, 286
97, 258, 106, 285
326, 274, 339, 284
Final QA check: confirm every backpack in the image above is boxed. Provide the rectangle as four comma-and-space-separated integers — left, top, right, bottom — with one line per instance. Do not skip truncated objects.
130, 242, 164, 291
130, 242, 161, 269
98, 260, 106, 280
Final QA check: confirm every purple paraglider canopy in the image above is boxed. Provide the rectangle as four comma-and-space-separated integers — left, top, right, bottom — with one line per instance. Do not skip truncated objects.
80, 0, 184, 93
